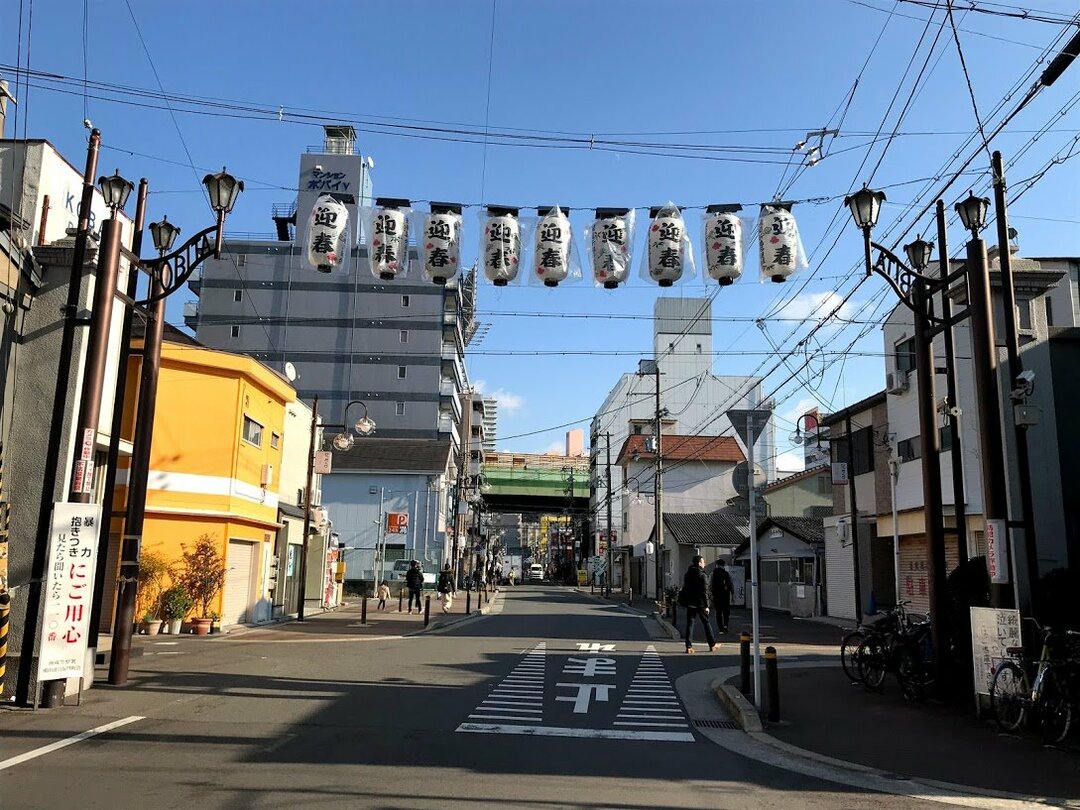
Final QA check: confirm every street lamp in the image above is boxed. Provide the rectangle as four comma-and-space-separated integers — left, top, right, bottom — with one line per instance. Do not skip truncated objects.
904, 235, 934, 272
203, 167, 244, 214
844, 184, 886, 231
955, 190, 990, 237
97, 169, 134, 214
149, 216, 181, 255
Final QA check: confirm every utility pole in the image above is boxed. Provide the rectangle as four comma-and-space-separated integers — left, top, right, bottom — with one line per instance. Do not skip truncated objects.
605, 432, 613, 598
844, 414, 865, 624
747, 411, 761, 710
991, 151, 1039, 618
653, 363, 663, 603
297, 396, 319, 622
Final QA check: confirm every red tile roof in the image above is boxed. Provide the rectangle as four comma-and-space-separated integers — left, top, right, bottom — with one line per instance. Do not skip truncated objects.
617, 434, 745, 466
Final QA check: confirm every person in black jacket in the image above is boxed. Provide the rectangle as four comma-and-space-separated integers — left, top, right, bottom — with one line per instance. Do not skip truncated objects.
405, 560, 424, 614
710, 559, 734, 634
436, 563, 455, 613
679, 555, 717, 654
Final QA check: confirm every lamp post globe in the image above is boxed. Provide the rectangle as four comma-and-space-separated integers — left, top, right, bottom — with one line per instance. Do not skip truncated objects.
97, 170, 134, 213
904, 235, 935, 272
332, 432, 354, 452
844, 185, 886, 231
149, 216, 181, 255
354, 415, 376, 436
202, 167, 245, 214
955, 191, 991, 237
479, 479, 493, 495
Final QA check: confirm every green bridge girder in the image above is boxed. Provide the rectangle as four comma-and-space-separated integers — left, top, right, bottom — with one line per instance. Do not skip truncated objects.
483, 466, 590, 500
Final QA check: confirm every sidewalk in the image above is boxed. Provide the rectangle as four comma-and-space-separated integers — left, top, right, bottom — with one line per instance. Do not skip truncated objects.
710, 609, 1080, 801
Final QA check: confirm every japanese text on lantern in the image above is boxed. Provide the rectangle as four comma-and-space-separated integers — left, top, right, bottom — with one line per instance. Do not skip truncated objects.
37, 503, 102, 681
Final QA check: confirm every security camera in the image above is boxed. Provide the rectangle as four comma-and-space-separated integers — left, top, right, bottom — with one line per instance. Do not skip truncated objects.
1011, 369, 1035, 400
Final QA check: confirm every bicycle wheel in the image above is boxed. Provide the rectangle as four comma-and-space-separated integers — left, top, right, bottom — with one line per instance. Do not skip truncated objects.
858, 635, 888, 690
897, 644, 927, 702
841, 630, 865, 682
990, 661, 1029, 732
1038, 668, 1073, 744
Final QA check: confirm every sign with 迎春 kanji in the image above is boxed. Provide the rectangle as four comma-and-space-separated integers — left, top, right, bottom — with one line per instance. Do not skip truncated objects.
37, 503, 102, 681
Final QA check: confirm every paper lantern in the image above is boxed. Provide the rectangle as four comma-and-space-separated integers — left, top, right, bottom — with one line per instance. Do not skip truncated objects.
423, 203, 462, 285
369, 198, 410, 280
759, 205, 801, 282
483, 206, 521, 286
591, 208, 632, 289
533, 206, 571, 287
704, 206, 743, 285
647, 204, 688, 287
306, 195, 349, 273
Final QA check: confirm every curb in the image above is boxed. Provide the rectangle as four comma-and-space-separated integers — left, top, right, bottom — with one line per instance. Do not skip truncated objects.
655, 613, 681, 641
413, 590, 502, 635
710, 677, 762, 732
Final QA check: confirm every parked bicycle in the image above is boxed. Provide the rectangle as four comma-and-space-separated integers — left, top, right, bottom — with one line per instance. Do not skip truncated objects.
840, 602, 912, 687
990, 620, 1080, 744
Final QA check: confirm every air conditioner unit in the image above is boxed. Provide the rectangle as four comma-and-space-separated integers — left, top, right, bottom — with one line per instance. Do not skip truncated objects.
886, 371, 910, 395
260, 464, 274, 487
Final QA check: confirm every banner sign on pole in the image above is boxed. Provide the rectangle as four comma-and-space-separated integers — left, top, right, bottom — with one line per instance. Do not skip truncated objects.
985, 519, 1009, 584
37, 502, 102, 681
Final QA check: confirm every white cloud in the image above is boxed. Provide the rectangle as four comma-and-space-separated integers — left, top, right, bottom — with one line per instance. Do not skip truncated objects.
472, 379, 487, 394
776, 452, 806, 474
778, 291, 856, 322
489, 388, 524, 414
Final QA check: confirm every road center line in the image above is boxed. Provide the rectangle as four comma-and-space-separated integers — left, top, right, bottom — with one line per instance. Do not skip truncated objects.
0, 716, 145, 771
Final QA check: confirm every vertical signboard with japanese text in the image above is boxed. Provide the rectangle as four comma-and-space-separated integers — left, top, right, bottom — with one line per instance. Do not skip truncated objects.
37, 503, 102, 681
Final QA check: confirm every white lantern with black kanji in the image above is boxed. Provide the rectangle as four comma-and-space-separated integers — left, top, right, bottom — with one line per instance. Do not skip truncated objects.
306, 194, 349, 273
482, 207, 521, 286
422, 203, 462, 285
759, 204, 801, 282
704, 206, 743, 285
369, 198, 410, 280
590, 208, 633, 289
647, 204, 688, 287
533, 206, 571, 287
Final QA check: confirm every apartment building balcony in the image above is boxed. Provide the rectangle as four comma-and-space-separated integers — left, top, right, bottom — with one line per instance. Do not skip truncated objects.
183, 300, 199, 329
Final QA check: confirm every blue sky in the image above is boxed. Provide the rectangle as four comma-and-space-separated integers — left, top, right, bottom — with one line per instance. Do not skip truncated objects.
4, 1, 1078, 464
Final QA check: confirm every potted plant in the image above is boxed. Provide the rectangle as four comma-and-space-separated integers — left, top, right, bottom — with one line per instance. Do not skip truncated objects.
136, 550, 170, 633
139, 610, 162, 636
176, 534, 227, 636
160, 585, 193, 635
208, 610, 222, 634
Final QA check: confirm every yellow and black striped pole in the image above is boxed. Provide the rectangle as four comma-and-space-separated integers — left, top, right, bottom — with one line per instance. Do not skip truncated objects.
0, 591, 10, 695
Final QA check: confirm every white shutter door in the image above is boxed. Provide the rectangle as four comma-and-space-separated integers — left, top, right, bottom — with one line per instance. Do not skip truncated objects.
223, 540, 256, 625
825, 533, 856, 620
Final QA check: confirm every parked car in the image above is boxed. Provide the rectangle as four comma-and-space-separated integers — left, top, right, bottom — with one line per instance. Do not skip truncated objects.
390, 559, 436, 587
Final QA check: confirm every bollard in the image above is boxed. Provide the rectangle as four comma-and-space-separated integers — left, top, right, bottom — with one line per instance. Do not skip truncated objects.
765, 646, 780, 723
740, 632, 751, 696
627, 586, 633, 606
398, 588, 404, 613
424, 595, 431, 627
0, 592, 9, 696
361, 595, 368, 625
466, 589, 472, 615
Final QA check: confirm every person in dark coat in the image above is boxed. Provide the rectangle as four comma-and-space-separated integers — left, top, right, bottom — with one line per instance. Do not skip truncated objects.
405, 560, 424, 614
710, 559, 734, 634
679, 555, 717, 654
436, 563, 455, 613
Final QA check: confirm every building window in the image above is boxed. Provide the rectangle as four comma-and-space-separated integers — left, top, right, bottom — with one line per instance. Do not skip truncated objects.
818, 474, 831, 495
895, 338, 916, 373
851, 426, 875, 475
233, 289, 243, 302
230, 325, 240, 338
396, 402, 406, 416
401, 295, 410, 307
237, 255, 247, 267
1017, 298, 1032, 330
633, 425, 644, 435
270, 432, 281, 449
1046, 296, 1054, 327
696, 343, 702, 353
399, 330, 409, 343
897, 436, 921, 462
398, 366, 407, 380
242, 416, 263, 447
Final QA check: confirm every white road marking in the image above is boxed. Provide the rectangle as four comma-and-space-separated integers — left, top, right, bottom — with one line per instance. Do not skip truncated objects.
457, 722, 694, 743
614, 721, 689, 728
0, 716, 145, 771
473, 706, 542, 714
576, 643, 616, 652
468, 714, 535, 722
555, 682, 614, 713
482, 700, 542, 707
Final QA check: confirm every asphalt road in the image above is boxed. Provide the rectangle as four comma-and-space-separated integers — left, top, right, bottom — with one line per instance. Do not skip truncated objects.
3, 587, 943, 809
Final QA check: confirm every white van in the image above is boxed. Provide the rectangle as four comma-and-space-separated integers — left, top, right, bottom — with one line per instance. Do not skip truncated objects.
527, 563, 544, 583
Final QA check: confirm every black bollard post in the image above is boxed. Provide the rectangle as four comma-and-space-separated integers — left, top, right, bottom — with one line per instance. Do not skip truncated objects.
398, 588, 404, 613
740, 632, 751, 696
765, 646, 780, 723
424, 595, 431, 627
361, 595, 368, 626
466, 589, 472, 615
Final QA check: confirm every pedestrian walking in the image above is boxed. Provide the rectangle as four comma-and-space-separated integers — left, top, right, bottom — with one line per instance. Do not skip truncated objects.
710, 559, 734, 634
508, 567, 516, 587
678, 555, 716, 654
437, 563, 455, 613
376, 580, 391, 611
405, 560, 424, 614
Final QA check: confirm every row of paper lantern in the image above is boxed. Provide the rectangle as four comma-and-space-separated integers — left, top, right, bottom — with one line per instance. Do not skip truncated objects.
305, 195, 808, 287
